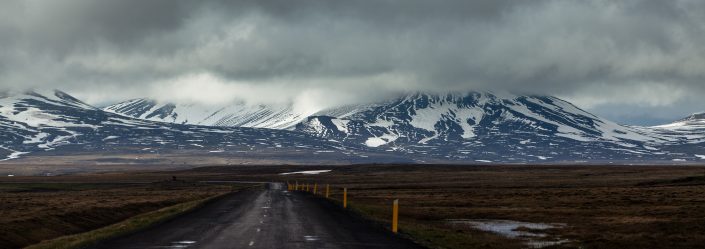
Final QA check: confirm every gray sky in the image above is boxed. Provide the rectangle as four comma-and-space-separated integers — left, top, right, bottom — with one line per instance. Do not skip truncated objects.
1, 0, 705, 125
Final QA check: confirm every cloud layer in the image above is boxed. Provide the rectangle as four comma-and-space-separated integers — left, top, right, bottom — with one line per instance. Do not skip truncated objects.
1, 0, 704, 123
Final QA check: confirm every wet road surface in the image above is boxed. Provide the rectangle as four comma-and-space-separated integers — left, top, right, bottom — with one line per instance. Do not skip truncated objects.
91, 183, 423, 249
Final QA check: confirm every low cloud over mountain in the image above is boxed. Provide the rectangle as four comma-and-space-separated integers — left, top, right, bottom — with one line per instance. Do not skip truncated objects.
1, 0, 705, 124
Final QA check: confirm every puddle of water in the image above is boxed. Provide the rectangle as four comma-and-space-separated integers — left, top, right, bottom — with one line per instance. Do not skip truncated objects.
159, 241, 197, 249
279, 170, 332, 175
527, 239, 572, 248
303, 235, 319, 241
447, 219, 569, 248
173, 241, 196, 244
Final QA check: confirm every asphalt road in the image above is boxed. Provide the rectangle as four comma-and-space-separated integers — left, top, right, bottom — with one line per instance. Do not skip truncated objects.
91, 183, 423, 249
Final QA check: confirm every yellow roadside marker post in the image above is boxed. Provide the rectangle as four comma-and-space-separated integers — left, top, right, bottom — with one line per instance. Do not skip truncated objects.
306, 183, 310, 192
392, 199, 399, 233
343, 188, 348, 208
313, 183, 318, 195
325, 184, 330, 198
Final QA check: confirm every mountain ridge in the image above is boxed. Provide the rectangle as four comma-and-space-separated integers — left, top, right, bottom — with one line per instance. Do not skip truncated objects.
0, 90, 386, 164
2, 90, 704, 164
103, 98, 313, 129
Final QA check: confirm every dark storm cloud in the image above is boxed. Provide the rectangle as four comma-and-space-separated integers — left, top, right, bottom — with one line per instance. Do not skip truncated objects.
1, 0, 705, 122
14, 1, 198, 53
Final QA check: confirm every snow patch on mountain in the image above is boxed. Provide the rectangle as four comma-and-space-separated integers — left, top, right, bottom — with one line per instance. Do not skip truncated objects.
104, 99, 316, 129
331, 119, 350, 133
653, 112, 705, 131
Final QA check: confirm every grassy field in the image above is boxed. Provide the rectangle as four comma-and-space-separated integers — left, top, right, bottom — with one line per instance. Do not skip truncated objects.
3, 165, 705, 249
24, 195, 223, 249
0, 178, 238, 249
249, 165, 705, 249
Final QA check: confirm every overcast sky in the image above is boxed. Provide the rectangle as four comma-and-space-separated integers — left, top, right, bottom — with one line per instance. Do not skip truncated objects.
1, 0, 705, 125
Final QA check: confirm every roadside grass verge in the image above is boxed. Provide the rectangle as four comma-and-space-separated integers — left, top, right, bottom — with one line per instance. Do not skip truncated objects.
24, 193, 227, 249
0, 183, 133, 192
340, 201, 521, 249
1, 181, 233, 248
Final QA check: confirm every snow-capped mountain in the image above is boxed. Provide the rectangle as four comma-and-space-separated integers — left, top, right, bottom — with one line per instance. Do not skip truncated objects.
299, 92, 656, 146
0, 90, 383, 163
645, 112, 705, 145
295, 92, 705, 162
3, 90, 704, 164
0, 89, 105, 159
653, 112, 705, 131
104, 98, 313, 129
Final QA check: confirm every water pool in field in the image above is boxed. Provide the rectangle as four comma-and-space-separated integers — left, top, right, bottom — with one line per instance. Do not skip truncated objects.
447, 219, 570, 248
279, 170, 332, 175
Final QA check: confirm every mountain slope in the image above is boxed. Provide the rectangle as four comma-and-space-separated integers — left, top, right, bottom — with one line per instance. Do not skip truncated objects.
653, 112, 705, 132
0, 90, 384, 163
0, 89, 105, 159
645, 112, 705, 145
7, 90, 704, 164
296, 92, 704, 162
103, 99, 312, 129
297, 92, 658, 145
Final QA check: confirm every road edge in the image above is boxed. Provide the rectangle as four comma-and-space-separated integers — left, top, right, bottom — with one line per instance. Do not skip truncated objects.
296, 191, 429, 249
23, 190, 240, 249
